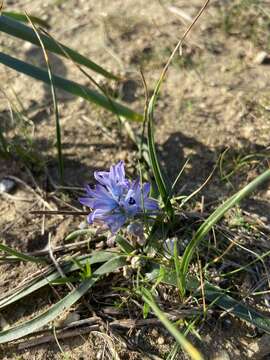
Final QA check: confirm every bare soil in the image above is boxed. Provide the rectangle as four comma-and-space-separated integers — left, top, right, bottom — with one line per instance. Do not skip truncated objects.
0, 0, 270, 359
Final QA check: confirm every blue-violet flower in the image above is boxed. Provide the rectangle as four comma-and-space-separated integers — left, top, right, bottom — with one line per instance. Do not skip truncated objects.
79, 161, 159, 233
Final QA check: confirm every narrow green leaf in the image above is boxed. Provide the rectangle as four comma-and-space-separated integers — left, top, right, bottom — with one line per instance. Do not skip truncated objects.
0, 243, 45, 264
173, 240, 184, 298
0, 52, 142, 122
180, 169, 270, 278
147, 95, 173, 218
0, 251, 117, 309
50, 276, 78, 285
0, 15, 117, 80
148, 267, 270, 333
143, 302, 150, 319
115, 235, 135, 253
2, 11, 49, 28
140, 287, 204, 360
0, 255, 126, 343
65, 229, 95, 242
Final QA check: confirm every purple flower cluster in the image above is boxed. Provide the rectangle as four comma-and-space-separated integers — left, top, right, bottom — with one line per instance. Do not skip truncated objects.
79, 161, 159, 233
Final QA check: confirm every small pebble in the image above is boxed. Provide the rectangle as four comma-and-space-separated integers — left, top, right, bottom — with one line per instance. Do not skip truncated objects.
96, 350, 103, 360
131, 256, 145, 269
106, 236, 115, 247
123, 265, 132, 278
78, 221, 87, 229
212, 350, 230, 360
254, 51, 270, 65
247, 334, 270, 359
0, 178, 16, 194
95, 241, 105, 249
0, 313, 9, 330
157, 336, 165, 345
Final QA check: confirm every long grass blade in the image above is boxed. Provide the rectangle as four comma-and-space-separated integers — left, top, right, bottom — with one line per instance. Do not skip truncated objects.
27, 15, 64, 182
0, 243, 45, 264
65, 228, 95, 242
145, 0, 210, 218
0, 52, 142, 122
0, 15, 117, 80
140, 287, 204, 360
180, 168, 270, 278
2, 11, 49, 28
148, 267, 270, 333
0, 255, 126, 343
0, 251, 117, 309
147, 96, 173, 218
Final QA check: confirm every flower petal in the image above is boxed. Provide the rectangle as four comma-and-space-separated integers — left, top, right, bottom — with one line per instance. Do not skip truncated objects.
89, 208, 108, 223
79, 197, 95, 208
143, 198, 159, 211
94, 171, 110, 186
92, 198, 117, 211
102, 212, 126, 233
142, 182, 150, 197
110, 161, 125, 184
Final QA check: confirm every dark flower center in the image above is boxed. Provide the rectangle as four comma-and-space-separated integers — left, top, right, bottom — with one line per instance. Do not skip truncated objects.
128, 197, 136, 205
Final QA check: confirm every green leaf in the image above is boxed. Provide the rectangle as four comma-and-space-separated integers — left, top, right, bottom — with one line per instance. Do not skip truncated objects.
148, 267, 270, 333
2, 11, 49, 28
115, 235, 135, 253
0, 251, 118, 309
173, 240, 184, 298
139, 287, 204, 360
180, 168, 270, 280
0, 15, 117, 80
65, 229, 95, 242
0, 243, 45, 264
0, 52, 143, 122
147, 95, 173, 218
0, 255, 126, 343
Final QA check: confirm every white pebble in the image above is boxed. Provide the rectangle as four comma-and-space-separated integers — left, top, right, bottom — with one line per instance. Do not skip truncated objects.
0, 178, 16, 194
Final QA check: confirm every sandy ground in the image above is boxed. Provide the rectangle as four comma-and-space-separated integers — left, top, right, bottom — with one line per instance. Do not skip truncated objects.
0, 0, 270, 358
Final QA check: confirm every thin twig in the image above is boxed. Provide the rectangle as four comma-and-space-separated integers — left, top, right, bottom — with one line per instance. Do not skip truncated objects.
30, 210, 88, 216
48, 233, 73, 291
7, 175, 56, 211
17, 324, 100, 350
28, 239, 92, 256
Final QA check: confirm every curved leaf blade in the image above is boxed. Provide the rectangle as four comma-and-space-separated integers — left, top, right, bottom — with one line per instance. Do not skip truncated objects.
0, 15, 117, 80
0, 255, 126, 343
148, 268, 270, 333
2, 11, 49, 28
180, 168, 270, 277
0, 52, 142, 122
0, 251, 117, 309
146, 92, 173, 219
140, 287, 204, 360
0, 243, 45, 264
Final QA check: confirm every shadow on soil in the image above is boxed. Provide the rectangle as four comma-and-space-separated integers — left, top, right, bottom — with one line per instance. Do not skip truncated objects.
160, 131, 270, 219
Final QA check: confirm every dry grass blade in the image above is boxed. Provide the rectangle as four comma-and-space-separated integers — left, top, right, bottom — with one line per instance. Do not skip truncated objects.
26, 13, 64, 182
